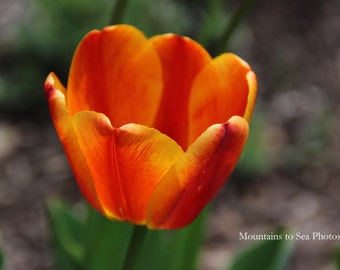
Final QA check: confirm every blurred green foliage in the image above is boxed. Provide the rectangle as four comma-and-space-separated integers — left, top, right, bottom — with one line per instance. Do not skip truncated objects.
47, 199, 340, 270
336, 243, 340, 270
227, 228, 294, 270
47, 199, 85, 270
0, 238, 3, 270
0, 0, 113, 117
236, 105, 275, 179
47, 199, 134, 270
47, 198, 304, 270
47, 198, 208, 270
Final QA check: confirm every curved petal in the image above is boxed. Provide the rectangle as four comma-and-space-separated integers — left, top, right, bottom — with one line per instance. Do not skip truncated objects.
147, 116, 248, 229
150, 34, 211, 149
244, 70, 257, 122
44, 73, 102, 212
72, 112, 183, 224
188, 53, 257, 144
67, 25, 163, 127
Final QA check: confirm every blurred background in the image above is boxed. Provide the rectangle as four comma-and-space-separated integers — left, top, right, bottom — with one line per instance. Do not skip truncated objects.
0, 0, 339, 269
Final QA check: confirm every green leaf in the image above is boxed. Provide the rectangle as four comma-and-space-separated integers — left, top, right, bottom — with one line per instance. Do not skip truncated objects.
163, 208, 209, 270
82, 207, 133, 270
0, 241, 3, 270
336, 243, 340, 270
46, 200, 209, 270
227, 228, 294, 270
46, 199, 85, 270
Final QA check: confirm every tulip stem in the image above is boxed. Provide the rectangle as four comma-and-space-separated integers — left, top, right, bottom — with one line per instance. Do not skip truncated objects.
122, 225, 148, 270
110, 0, 129, 25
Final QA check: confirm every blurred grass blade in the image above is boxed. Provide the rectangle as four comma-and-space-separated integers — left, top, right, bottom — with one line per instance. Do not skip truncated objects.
110, 0, 129, 24
227, 228, 294, 270
83, 207, 133, 270
164, 208, 209, 270
198, 0, 229, 47
336, 243, 340, 270
215, 0, 255, 53
46, 199, 85, 270
0, 240, 3, 270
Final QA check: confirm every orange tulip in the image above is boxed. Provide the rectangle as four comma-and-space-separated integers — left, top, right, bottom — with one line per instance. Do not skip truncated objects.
44, 25, 257, 229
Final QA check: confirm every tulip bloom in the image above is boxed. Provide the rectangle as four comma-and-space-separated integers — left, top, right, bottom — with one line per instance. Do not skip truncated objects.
44, 24, 257, 229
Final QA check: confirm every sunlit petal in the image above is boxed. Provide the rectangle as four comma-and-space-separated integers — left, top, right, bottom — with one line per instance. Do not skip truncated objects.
244, 70, 257, 122
147, 116, 249, 229
72, 111, 183, 224
44, 73, 102, 212
188, 53, 256, 144
67, 25, 163, 127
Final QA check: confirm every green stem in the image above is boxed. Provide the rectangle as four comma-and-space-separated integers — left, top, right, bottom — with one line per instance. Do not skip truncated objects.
216, 0, 255, 53
110, 0, 129, 25
122, 225, 148, 270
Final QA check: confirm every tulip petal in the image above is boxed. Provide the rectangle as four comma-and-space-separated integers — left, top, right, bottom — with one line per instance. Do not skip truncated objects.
244, 70, 257, 122
188, 53, 257, 144
150, 34, 211, 149
147, 116, 248, 229
72, 112, 183, 224
44, 73, 102, 212
67, 25, 163, 127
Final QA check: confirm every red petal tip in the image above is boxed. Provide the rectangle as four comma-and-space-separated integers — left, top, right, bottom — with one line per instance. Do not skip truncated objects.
44, 78, 55, 100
